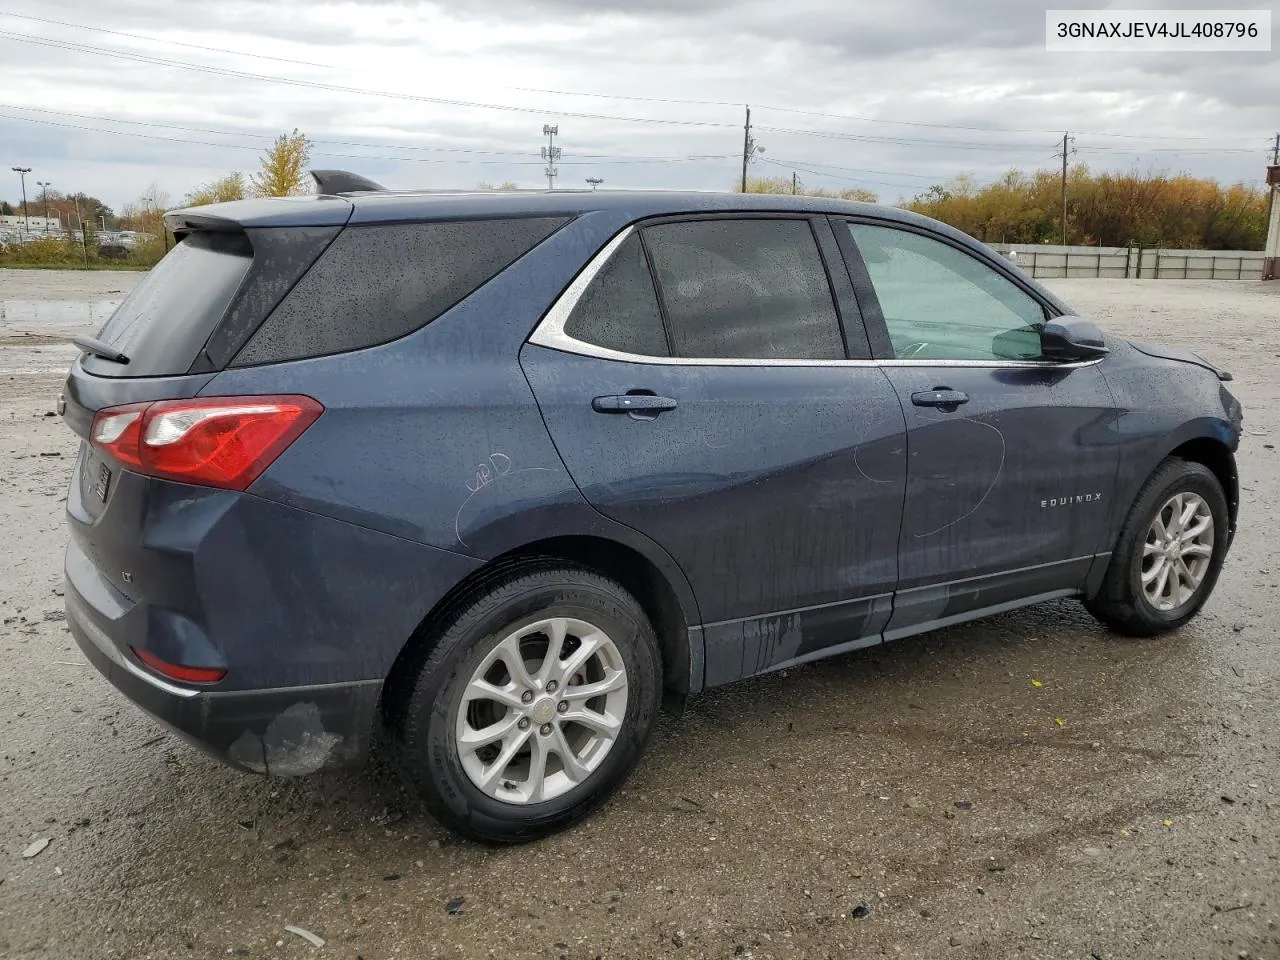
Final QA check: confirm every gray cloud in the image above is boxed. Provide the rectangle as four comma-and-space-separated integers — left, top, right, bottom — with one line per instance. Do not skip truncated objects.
1, 0, 1275, 210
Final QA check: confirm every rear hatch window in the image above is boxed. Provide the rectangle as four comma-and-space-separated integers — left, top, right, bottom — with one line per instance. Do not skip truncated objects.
232, 217, 568, 366
82, 232, 252, 378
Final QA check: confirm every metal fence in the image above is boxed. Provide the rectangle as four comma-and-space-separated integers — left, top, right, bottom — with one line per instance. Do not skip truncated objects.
0, 229, 153, 249
987, 243, 1265, 280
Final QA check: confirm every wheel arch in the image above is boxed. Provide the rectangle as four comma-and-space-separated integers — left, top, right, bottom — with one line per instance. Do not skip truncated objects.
1168, 436, 1238, 539
381, 534, 702, 730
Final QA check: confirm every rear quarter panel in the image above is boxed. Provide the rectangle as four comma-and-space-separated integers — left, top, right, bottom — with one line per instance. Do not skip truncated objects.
198, 208, 703, 643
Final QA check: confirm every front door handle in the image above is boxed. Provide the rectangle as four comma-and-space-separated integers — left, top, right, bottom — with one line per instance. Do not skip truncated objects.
592, 393, 678, 420
911, 388, 969, 410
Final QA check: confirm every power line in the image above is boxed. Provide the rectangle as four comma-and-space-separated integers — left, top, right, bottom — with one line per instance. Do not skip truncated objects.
0, 9, 335, 68
2, 29, 1257, 156
757, 125, 1065, 152
0, 112, 734, 167
0, 10, 1253, 149
758, 157, 949, 191
763, 157, 956, 182
0, 31, 739, 129
0, 103, 733, 161
519, 88, 1221, 142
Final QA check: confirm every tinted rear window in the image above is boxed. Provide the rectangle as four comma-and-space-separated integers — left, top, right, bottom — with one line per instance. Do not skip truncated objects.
86, 232, 252, 378
643, 219, 845, 361
564, 233, 669, 357
233, 217, 567, 366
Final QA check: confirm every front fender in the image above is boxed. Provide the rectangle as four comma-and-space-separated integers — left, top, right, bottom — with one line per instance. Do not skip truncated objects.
1101, 341, 1241, 547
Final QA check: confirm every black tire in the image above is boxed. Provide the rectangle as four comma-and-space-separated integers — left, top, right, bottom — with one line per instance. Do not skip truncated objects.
1085, 458, 1229, 637
393, 563, 661, 843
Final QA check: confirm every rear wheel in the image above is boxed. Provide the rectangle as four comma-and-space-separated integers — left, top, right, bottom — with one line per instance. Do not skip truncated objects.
1085, 458, 1229, 636
394, 564, 661, 843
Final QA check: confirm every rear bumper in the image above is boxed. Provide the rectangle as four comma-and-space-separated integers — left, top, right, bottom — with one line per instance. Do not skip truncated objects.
65, 544, 381, 775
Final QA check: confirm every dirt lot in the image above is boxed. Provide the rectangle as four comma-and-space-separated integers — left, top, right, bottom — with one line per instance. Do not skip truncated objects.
1, 269, 1277, 960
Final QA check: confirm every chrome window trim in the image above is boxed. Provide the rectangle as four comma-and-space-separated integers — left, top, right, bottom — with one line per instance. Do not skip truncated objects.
526, 225, 1104, 371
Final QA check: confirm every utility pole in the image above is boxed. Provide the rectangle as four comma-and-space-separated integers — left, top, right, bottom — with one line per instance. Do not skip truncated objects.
10, 167, 31, 232
792, 171, 798, 195
1266, 132, 1280, 279
741, 106, 752, 193
540, 124, 561, 191
1058, 132, 1076, 246
37, 181, 51, 234
73, 194, 88, 264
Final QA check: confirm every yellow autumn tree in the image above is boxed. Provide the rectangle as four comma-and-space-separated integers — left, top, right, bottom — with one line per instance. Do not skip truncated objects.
739, 175, 878, 203
904, 166, 1269, 249
184, 172, 248, 207
250, 130, 312, 198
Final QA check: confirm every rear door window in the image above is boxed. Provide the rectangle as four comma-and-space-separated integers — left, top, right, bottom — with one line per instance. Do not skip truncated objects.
85, 232, 253, 378
233, 217, 567, 365
563, 233, 669, 357
641, 218, 845, 361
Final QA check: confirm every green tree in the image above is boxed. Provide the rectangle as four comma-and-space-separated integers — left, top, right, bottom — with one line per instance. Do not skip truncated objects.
185, 172, 248, 207
1, 200, 12, 216
251, 129, 312, 197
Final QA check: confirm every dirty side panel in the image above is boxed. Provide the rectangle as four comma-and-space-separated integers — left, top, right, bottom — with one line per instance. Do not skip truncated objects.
205, 211, 705, 660
521, 345, 908, 686
1098, 339, 1242, 543
880, 361, 1120, 632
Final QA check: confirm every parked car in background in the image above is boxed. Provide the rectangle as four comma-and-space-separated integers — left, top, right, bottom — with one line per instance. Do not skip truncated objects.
59, 174, 1241, 842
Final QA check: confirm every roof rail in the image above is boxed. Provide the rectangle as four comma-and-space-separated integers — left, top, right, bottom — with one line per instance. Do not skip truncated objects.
310, 169, 386, 195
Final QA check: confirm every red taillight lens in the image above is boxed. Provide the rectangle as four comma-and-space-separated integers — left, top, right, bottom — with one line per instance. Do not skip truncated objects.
130, 646, 227, 684
89, 395, 323, 491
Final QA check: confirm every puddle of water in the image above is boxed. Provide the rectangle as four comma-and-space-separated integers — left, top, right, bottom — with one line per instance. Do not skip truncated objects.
0, 300, 121, 327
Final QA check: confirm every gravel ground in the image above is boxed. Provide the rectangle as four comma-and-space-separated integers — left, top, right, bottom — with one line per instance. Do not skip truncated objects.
1, 270, 1277, 960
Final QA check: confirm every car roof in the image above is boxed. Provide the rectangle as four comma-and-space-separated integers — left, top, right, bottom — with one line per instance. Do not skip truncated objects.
166, 187, 922, 231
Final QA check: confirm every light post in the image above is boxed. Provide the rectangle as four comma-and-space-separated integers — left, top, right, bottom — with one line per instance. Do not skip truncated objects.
37, 181, 51, 234
10, 167, 31, 232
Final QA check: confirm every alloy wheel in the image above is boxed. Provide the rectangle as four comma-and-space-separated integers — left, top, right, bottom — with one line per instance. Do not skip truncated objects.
454, 617, 628, 804
1141, 491, 1215, 612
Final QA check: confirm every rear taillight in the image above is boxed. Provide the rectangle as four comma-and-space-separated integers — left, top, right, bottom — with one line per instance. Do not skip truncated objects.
90, 395, 323, 491
130, 646, 227, 684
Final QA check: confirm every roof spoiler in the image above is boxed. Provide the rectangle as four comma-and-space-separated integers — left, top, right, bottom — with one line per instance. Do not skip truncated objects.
310, 169, 386, 195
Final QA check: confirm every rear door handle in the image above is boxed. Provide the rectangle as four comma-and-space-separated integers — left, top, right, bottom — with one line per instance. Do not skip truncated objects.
592, 394, 678, 419
910, 388, 969, 410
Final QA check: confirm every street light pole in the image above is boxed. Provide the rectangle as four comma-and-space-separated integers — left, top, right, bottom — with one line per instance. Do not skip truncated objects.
10, 167, 31, 232
37, 181, 51, 235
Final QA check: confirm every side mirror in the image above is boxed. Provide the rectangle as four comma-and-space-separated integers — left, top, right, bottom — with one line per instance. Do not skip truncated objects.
1042, 315, 1108, 360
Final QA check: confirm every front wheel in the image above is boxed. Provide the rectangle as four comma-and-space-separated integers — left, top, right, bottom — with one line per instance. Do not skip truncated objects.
1085, 458, 1230, 636
394, 564, 661, 843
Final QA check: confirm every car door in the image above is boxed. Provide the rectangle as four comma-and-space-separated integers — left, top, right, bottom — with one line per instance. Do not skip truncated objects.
521, 215, 907, 686
834, 218, 1121, 638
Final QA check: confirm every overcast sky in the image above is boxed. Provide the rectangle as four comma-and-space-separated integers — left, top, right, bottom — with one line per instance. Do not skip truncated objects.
1, 0, 1276, 212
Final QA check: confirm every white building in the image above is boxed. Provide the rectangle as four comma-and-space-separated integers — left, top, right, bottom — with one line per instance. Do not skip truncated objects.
0, 214, 62, 233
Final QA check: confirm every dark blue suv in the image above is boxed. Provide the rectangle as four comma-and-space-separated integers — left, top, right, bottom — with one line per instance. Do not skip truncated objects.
61, 174, 1242, 842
